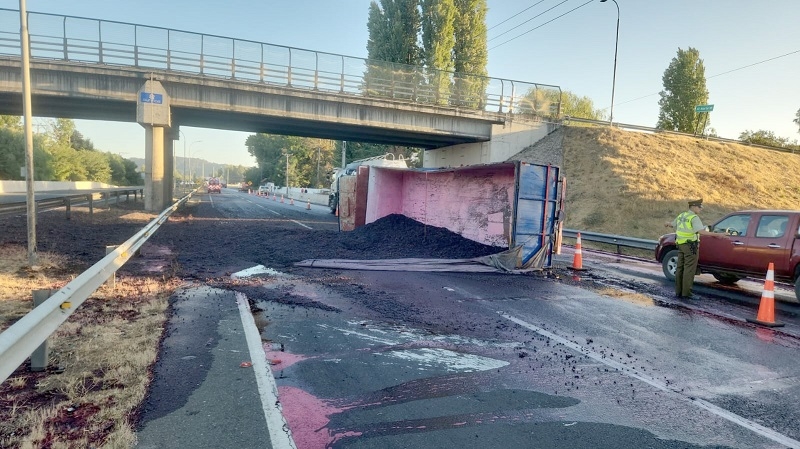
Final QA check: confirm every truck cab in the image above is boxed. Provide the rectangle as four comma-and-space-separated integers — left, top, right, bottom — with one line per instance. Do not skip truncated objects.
655, 210, 800, 300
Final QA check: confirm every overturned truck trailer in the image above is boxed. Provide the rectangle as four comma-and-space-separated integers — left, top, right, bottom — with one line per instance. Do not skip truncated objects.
336, 161, 564, 269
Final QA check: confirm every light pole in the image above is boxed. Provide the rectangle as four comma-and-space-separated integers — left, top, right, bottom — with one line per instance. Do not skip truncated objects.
285, 152, 290, 196
188, 140, 203, 185
601, 0, 619, 125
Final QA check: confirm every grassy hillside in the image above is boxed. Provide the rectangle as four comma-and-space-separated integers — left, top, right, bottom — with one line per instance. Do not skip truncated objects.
560, 126, 800, 240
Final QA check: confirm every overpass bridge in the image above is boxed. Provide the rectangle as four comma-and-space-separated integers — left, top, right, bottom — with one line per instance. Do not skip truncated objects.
0, 8, 561, 211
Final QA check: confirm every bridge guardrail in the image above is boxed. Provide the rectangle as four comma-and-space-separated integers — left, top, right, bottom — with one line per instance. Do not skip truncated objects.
0, 191, 191, 384
0, 8, 561, 118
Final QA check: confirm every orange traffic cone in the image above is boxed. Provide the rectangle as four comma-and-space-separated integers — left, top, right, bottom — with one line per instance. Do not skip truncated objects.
335, 206, 339, 217
273, 194, 277, 201
280, 195, 284, 203
569, 232, 585, 271
290, 198, 295, 206
747, 263, 784, 327
306, 200, 311, 210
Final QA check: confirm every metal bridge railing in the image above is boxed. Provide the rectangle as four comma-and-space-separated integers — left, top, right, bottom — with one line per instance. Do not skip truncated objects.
0, 8, 561, 117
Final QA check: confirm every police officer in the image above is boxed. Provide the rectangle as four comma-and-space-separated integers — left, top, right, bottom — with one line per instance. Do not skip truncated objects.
665, 199, 705, 298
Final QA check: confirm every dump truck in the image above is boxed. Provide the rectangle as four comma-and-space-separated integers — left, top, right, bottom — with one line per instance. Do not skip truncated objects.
328, 154, 409, 213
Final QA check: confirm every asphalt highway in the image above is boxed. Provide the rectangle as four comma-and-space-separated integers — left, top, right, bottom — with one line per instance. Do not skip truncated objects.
136, 189, 800, 449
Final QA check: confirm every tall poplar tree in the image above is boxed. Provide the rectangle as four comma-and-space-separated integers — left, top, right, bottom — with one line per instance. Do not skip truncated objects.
452, 0, 488, 107
366, 0, 421, 64
656, 47, 710, 133
421, 0, 456, 104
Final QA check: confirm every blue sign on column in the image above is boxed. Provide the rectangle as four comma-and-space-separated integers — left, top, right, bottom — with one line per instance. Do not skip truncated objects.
140, 92, 163, 104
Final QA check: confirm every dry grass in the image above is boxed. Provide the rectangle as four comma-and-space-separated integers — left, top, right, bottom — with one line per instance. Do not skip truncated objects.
0, 244, 179, 449
562, 127, 800, 239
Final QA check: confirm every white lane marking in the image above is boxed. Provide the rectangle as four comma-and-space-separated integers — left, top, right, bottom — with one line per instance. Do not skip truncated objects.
499, 312, 800, 449
290, 219, 312, 229
236, 292, 297, 449
244, 198, 282, 216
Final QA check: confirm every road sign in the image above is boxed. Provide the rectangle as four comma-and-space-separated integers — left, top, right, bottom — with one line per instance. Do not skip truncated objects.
139, 92, 163, 104
695, 104, 714, 113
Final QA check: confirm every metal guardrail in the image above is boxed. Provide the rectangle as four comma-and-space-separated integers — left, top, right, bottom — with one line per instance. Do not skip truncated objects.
0, 191, 192, 384
0, 188, 144, 218
565, 116, 799, 156
0, 8, 561, 117
562, 228, 658, 252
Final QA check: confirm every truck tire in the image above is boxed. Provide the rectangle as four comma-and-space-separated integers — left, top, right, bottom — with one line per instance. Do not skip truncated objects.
712, 273, 741, 285
661, 249, 678, 281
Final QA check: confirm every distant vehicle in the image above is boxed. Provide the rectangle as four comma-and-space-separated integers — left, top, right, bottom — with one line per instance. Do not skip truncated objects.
207, 177, 221, 194
328, 154, 409, 212
258, 185, 271, 195
655, 209, 800, 300
239, 182, 251, 192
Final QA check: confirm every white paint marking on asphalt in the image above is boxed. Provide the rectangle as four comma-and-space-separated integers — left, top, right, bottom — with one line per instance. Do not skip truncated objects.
382, 348, 508, 373
290, 219, 312, 229
243, 198, 282, 215
231, 265, 285, 279
499, 312, 800, 449
236, 292, 297, 449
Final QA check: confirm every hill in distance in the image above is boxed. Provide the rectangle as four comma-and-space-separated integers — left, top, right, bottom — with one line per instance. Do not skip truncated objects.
558, 126, 800, 240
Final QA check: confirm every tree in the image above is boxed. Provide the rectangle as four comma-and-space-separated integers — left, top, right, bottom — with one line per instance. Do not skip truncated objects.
739, 130, 798, 149
366, 0, 422, 65
421, 0, 456, 104
452, 0, 488, 107
517, 89, 604, 120
794, 108, 800, 134
0, 115, 22, 131
656, 47, 709, 134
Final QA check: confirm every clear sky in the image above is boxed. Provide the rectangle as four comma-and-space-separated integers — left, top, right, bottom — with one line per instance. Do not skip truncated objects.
14, 0, 800, 167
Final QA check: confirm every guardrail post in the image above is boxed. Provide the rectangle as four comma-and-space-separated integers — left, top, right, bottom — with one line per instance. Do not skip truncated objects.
105, 246, 118, 288
30, 289, 57, 372
104, 192, 109, 208
87, 194, 94, 218
63, 198, 71, 220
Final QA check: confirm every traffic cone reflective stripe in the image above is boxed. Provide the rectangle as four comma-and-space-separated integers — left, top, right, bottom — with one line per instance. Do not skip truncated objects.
747, 263, 784, 327
570, 232, 585, 271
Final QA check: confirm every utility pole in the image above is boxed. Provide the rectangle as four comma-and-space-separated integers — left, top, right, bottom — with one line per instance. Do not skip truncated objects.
285, 152, 290, 196
341, 140, 347, 168
19, 0, 37, 265
316, 147, 321, 188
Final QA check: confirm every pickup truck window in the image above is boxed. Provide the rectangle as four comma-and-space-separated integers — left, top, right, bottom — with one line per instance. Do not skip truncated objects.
755, 215, 789, 238
711, 214, 751, 236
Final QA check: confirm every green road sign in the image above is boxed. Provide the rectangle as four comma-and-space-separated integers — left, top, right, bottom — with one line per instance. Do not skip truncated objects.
695, 104, 714, 112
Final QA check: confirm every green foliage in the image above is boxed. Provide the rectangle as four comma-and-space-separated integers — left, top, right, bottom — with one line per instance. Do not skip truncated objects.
0, 115, 22, 131
367, 0, 421, 64
0, 127, 52, 180
452, 0, 488, 107
794, 108, 800, 134
739, 129, 799, 149
421, 0, 456, 105
516, 89, 598, 120
656, 47, 710, 134
246, 135, 336, 189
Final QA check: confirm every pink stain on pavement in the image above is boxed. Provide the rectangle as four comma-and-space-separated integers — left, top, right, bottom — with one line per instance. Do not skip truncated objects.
278, 385, 362, 448
262, 344, 308, 370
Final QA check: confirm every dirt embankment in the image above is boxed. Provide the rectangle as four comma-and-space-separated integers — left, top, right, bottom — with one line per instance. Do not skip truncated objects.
558, 126, 800, 240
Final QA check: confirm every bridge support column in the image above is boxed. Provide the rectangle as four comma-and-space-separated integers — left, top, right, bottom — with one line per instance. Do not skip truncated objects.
164, 131, 175, 203
144, 126, 165, 212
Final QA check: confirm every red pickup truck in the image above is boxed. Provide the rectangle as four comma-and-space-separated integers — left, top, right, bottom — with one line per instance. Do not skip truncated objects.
655, 210, 800, 301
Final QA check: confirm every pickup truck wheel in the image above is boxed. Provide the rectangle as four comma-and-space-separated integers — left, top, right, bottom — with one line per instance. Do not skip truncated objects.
712, 273, 741, 285
795, 267, 800, 302
662, 249, 678, 281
